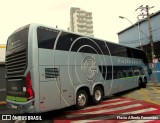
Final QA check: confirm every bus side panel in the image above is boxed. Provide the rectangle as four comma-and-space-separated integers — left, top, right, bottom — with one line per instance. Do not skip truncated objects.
38, 49, 61, 112
54, 51, 75, 108
39, 66, 61, 112
39, 81, 61, 111
59, 66, 75, 108
118, 78, 135, 92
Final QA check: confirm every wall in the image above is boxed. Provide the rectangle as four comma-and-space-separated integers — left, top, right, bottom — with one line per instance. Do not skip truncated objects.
0, 65, 6, 101
0, 45, 6, 62
118, 11, 160, 48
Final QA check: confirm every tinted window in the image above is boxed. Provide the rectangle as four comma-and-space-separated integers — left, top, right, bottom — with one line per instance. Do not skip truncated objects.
99, 66, 108, 80
99, 65, 144, 80
94, 39, 109, 55
72, 38, 109, 55
107, 43, 128, 57
37, 26, 59, 49
132, 49, 142, 59
56, 32, 79, 51
7, 28, 29, 51
132, 49, 148, 65
56, 32, 110, 55
127, 48, 134, 58
133, 66, 144, 75
99, 66, 112, 80
113, 66, 133, 79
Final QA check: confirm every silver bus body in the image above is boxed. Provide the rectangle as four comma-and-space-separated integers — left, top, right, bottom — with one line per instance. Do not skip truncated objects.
6, 24, 150, 113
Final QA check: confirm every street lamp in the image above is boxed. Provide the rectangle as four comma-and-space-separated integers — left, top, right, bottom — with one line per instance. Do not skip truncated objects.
119, 16, 148, 49
119, 16, 135, 26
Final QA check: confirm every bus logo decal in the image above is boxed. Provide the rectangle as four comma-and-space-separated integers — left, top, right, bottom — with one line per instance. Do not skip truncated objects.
81, 56, 97, 81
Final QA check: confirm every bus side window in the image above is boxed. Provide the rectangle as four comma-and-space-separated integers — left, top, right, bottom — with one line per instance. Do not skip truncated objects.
113, 70, 117, 79
123, 70, 127, 77
134, 69, 140, 76
128, 71, 132, 77
117, 70, 123, 78
140, 67, 145, 75
106, 66, 112, 80
37, 26, 59, 49
99, 66, 107, 80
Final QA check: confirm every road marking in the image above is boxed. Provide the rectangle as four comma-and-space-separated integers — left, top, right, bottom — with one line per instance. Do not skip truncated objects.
80, 100, 131, 110
67, 103, 142, 118
104, 98, 122, 102
55, 97, 160, 123
152, 87, 160, 94
139, 89, 155, 103
70, 108, 157, 123
122, 107, 157, 114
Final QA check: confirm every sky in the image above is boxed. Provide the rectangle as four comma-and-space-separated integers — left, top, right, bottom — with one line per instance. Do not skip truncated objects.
0, 0, 160, 44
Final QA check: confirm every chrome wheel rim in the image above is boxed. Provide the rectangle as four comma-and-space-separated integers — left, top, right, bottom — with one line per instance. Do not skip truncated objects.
78, 94, 86, 106
95, 90, 101, 101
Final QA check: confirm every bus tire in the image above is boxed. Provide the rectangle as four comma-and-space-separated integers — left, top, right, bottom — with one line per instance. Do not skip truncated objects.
76, 90, 88, 110
142, 78, 147, 88
138, 79, 142, 88
92, 86, 103, 105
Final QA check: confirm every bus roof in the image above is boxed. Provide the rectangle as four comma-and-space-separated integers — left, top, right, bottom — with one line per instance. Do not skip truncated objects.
9, 23, 144, 52
32, 23, 144, 52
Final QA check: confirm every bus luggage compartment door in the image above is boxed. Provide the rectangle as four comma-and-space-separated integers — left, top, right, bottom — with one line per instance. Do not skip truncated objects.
60, 66, 74, 108
39, 66, 60, 111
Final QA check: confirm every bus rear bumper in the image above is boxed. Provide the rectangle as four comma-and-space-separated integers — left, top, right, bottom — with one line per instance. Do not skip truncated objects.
7, 99, 35, 113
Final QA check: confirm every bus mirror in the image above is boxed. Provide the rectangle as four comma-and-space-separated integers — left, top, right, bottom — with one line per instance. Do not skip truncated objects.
148, 68, 152, 75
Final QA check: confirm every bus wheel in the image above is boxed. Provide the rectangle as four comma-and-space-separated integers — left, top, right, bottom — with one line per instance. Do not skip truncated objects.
142, 78, 147, 88
92, 86, 103, 105
138, 79, 142, 88
76, 90, 88, 109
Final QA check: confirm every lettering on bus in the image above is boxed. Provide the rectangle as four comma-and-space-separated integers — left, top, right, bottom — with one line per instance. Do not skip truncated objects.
118, 58, 142, 65
7, 91, 26, 96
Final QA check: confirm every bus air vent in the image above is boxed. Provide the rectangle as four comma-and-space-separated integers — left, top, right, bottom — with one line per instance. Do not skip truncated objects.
45, 68, 59, 79
6, 49, 27, 79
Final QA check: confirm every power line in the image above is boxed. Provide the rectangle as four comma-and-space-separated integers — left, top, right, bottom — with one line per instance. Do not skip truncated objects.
152, 27, 160, 32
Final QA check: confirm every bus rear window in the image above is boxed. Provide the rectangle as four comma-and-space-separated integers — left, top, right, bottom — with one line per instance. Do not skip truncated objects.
7, 28, 29, 51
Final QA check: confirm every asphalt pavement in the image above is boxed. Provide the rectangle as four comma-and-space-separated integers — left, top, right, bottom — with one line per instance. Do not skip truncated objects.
122, 82, 160, 105
0, 82, 160, 123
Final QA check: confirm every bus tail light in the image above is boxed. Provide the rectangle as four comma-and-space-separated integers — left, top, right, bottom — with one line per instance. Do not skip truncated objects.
26, 72, 34, 100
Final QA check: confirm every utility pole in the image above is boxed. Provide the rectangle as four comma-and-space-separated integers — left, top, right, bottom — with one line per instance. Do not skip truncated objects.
136, 5, 159, 85
137, 15, 143, 50
146, 5, 154, 62
135, 5, 154, 61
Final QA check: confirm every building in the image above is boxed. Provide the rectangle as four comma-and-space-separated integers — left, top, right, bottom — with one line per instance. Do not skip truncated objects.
118, 10, 160, 62
0, 44, 6, 101
69, 7, 94, 37
0, 44, 6, 63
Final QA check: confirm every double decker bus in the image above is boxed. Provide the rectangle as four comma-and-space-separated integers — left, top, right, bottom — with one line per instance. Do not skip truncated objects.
6, 24, 151, 113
